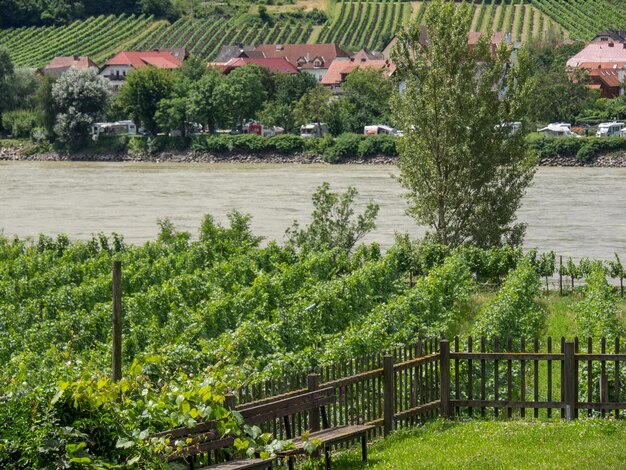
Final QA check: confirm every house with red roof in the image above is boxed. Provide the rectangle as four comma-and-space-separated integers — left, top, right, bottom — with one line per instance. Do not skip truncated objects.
99, 49, 183, 89
252, 44, 351, 81
321, 56, 396, 89
212, 57, 299, 75
39, 55, 98, 77
567, 42, 626, 98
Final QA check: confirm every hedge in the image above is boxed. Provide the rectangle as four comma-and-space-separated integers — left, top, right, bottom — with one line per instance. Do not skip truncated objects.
528, 136, 626, 162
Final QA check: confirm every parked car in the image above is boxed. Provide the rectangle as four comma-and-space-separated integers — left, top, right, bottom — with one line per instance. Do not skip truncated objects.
91, 120, 137, 140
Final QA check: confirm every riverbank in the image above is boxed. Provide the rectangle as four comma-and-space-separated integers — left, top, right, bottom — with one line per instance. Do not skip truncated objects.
4, 145, 626, 166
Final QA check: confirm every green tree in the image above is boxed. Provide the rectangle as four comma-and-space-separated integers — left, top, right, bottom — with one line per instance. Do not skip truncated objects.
392, 0, 536, 248
293, 84, 331, 128
286, 182, 380, 253
213, 65, 267, 128
51, 69, 110, 147
36, 74, 57, 138
0, 47, 14, 130
187, 67, 222, 132
119, 66, 175, 134
341, 67, 394, 132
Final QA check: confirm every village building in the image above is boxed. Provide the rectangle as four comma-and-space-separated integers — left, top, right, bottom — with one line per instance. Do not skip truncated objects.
214, 57, 299, 75
38, 55, 97, 77
251, 44, 351, 81
321, 54, 396, 90
213, 44, 263, 63
99, 49, 184, 90
567, 42, 626, 98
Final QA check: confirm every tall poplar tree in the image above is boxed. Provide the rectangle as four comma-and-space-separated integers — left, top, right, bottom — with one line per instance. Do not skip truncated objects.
392, 0, 537, 248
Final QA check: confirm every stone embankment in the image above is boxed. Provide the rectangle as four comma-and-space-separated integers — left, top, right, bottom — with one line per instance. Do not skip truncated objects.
3, 145, 626, 166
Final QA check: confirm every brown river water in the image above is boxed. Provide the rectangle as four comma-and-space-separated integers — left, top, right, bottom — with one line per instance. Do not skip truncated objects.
1, 162, 625, 260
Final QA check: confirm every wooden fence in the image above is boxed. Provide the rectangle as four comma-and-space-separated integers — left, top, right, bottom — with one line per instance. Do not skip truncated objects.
228, 336, 626, 445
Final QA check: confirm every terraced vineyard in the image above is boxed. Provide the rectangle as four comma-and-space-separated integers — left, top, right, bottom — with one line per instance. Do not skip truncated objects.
1, 0, 625, 68
534, 0, 626, 40
0, 14, 157, 67
131, 16, 314, 61
318, 0, 411, 51
467, 0, 558, 41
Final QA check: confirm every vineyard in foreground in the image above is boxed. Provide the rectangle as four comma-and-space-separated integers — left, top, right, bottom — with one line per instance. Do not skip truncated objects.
1, 199, 626, 467
0, 0, 625, 67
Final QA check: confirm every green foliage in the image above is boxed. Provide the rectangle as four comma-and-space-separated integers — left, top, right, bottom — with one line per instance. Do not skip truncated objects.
286, 182, 379, 254
213, 65, 267, 128
119, 66, 175, 134
472, 259, 545, 340
1, 109, 40, 138
51, 68, 111, 147
322, 132, 362, 162
267, 134, 304, 154
393, 0, 537, 248
575, 261, 621, 339
528, 137, 626, 162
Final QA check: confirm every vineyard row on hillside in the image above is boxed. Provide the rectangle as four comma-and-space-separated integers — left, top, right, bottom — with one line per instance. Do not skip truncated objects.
1, 0, 626, 67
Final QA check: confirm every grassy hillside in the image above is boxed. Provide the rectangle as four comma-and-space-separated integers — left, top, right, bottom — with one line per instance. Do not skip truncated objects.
1, 0, 626, 67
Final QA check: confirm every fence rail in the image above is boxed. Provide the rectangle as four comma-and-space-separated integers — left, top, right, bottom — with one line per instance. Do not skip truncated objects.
230, 335, 626, 444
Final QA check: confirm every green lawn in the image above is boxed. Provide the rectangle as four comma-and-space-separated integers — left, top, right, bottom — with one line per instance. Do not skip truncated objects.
331, 419, 626, 469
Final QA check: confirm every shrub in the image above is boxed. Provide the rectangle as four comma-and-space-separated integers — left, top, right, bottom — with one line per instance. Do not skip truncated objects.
128, 135, 148, 154
323, 133, 361, 162
2, 109, 40, 138
232, 133, 268, 152
191, 134, 233, 152
303, 135, 334, 155
357, 134, 398, 157
267, 134, 304, 153
575, 262, 621, 339
472, 259, 544, 340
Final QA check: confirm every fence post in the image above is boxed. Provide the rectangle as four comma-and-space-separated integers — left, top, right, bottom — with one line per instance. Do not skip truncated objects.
308, 373, 321, 432
225, 393, 236, 410
439, 340, 451, 418
112, 260, 122, 383
559, 255, 563, 295
383, 354, 395, 436
564, 341, 577, 421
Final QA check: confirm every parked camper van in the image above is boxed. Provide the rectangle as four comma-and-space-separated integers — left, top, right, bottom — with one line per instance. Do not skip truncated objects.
243, 120, 284, 137
300, 123, 329, 138
91, 120, 137, 140
537, 123, 579, 138
596, 122, 625, 137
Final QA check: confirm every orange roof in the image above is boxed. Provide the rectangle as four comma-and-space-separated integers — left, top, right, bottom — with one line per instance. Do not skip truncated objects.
321, 59, 396, 86
104, 50, 182, 70
253, 44, 350, 69
589, 69, 622, 87
214, 57, 299, 74
577, 61, 626, 70
42, 56, 97, 74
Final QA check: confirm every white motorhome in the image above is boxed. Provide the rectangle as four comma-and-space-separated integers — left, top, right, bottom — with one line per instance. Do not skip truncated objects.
91, 120, 137, 140
364, 124, 401, 136
537, 123, 579, 138
300, 123, 329, 138
596, 122, 625, 137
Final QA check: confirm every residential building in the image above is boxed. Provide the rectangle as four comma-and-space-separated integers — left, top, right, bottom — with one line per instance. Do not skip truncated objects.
252, 44, 351, 81
567, 42, 626, 98
214, 44, 263, 63
99, 49, 183, 89
321, 56, 396, 89
214, 57, 299, 75
39, 55, 97, 76
592, 30, 626, 43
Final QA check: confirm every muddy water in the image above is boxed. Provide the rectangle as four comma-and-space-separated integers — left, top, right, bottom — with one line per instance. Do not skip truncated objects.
1, 162, 625, 259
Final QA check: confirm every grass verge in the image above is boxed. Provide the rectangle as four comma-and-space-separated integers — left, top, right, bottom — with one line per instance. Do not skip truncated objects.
331, 419, 626, 469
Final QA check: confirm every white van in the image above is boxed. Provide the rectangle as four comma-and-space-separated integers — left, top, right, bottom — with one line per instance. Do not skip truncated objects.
300, 123, 329, 138
596, 122, 624, 137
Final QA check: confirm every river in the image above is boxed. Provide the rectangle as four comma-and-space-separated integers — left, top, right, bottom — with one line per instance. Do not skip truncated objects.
1, 162, 625, 260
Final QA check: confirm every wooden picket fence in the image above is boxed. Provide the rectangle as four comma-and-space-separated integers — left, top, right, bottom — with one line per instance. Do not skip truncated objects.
228, 336, 626, 446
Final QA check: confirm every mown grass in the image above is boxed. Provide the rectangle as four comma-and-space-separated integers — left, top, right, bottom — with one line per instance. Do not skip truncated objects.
331, 419, 626, 469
